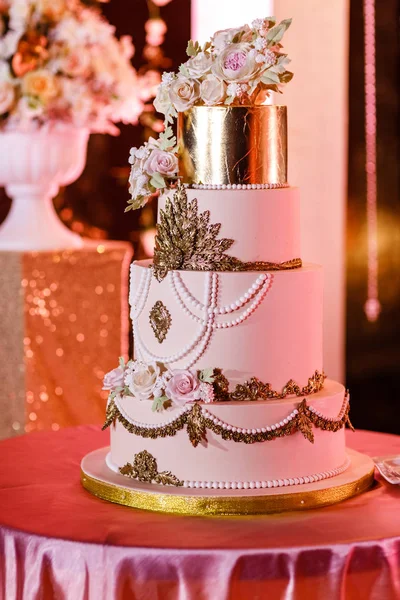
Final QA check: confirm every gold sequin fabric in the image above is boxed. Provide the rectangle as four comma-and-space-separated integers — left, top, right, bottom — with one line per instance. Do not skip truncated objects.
0, 241, 132, 439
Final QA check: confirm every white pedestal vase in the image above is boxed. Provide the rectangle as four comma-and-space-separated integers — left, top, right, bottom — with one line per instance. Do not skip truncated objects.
0, 127, 89, 251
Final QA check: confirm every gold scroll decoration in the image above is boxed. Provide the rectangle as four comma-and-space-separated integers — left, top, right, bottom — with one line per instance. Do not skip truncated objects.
178, 105, 287, 186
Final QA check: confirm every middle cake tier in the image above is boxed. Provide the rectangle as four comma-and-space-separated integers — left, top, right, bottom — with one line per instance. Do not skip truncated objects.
130, 261, 323, 390
158, 186, 301, 265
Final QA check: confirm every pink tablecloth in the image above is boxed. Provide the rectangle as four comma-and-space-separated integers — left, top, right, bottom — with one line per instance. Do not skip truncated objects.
0, 426, 399, 600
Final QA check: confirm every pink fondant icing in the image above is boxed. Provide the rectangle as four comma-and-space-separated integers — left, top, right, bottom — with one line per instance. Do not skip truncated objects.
110, 379, 347, 484
158, 187, 301, 264
130, 262, 323, 390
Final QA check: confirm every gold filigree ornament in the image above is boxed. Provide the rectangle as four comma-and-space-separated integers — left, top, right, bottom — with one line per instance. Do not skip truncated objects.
153, 184, 302, 281
119, 450, 183, 487
149, 300, 171, 343
104, 391, 353, 448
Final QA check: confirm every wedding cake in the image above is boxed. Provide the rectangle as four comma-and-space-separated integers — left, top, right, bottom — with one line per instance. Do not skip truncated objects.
81, 18, 374, 515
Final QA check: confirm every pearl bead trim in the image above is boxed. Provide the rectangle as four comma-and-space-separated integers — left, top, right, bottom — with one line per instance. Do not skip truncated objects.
180, 459, 350, 490
107, 453, 351, 491
115, 395, 191, 429
191, 183, 289, 190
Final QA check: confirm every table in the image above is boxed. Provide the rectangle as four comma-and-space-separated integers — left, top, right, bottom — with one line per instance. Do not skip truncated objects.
0, 241, 132, 440
0, 426, 399, 600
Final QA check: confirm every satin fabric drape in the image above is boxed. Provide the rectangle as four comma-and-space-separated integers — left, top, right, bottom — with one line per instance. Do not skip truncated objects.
0, 426, 400, 600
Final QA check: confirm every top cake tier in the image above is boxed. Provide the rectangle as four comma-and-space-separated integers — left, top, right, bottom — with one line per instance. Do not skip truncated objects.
178, 105, 287, 187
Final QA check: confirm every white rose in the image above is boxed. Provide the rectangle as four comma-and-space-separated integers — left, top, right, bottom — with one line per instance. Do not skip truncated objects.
125, 362, 160, 401
0, 81, 15, 115
22, 69, 59, 102
168, 77, 200, 112
212, 25, 251, 51
144, 148, 178, 177
212, 43, 259, 83
129, 170, 150, 206
185, 52, 213, 78
154, 84, 171, 116
200, 74, 226, 106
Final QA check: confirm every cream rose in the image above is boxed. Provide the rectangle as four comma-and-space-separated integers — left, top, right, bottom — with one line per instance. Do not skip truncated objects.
165, 369, 201, 407
200, 74, 226, 106
212, 25, 251, 51
186, 52, 213, 78
0, 81, 15, 115
22, 70, 58, 102
168, 77, 200, 112
154, 84, 171, 116
125, 362, 160, 401
212, 43, 259, 83
144, 148, 178, 177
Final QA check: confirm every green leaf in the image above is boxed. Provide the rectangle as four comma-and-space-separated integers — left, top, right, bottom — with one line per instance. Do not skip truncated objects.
152, 396, 169, 412
265, 18, 292, 45
202, 41, 212, 53
199, 368, 215, 384
150, 172, 167, 189
224, 96, 234, 105
261, 70, 280, 85
186, 40, 200, 57
118, 356, 125, 369
280, 70, 294, 84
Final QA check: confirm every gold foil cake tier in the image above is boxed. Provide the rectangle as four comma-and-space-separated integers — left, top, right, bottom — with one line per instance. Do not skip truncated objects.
178, 105, 287, 186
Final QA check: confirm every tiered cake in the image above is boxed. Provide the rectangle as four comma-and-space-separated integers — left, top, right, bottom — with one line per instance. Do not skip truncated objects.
81, 19, 374, 515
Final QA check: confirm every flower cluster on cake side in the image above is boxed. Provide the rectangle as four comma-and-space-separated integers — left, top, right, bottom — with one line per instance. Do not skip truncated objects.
103, 358, 326, 414
126, 16, 293, 211
0, 0, 143, 133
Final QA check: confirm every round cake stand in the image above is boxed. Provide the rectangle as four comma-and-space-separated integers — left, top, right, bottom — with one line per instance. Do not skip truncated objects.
81, 447, 374, 516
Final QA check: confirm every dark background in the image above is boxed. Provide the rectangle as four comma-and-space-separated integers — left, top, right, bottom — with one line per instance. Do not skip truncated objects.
0, 1, 398, 434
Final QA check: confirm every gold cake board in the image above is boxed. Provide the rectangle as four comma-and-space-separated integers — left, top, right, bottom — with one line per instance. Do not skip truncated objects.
81, 448, 375, 516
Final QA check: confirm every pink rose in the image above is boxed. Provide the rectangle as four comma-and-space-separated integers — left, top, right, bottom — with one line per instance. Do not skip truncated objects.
165, 369, 201, 406
200, 74, 226, 105
103, 366, 125, 390
212, 43, 259, 83
144, 148, 178, 177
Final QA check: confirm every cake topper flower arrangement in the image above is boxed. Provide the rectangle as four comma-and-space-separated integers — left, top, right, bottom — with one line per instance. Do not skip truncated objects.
127, 16, 293, 211
0, 0, 143, 134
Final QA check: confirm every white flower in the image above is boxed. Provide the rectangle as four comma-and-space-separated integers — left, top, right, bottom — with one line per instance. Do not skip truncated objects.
124, 362, 160, 401
154, 84, 171, 116
200, 74, 226, 106
212, 25, 251, 51
129, 171, 149, 202
199, 382, 215, 403
185, 52, 213, 78
251, 18, 264, 30
212, 43, 260, 83
263, 49, 277, 67
0, 81, 15, 115
103, 366, 125, 391
254, 37, 267, 51
161, 71, 175, 84
255, 54, 266, 64
168, 77, 200, 112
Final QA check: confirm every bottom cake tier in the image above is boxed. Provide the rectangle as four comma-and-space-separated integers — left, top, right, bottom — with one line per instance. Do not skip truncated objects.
106, 379, 352, 489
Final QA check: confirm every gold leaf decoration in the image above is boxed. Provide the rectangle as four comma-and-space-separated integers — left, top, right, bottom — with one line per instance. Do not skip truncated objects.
225, 371, 326, 402
106, 393, 353, 446
297, 399, 315, 443
119, 450, 183, 487
102, 398, 117, 430
149, 300, 172, 343
153, 184, 302, 281
186, 402, 207, 447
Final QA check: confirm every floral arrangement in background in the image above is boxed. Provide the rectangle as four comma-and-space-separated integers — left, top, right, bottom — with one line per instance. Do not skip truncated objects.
126, 16, 293, 211
0, 0, 143, 133
103, 358, 216, 413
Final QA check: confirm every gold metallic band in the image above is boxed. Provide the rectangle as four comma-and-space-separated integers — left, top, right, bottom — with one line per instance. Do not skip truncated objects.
178, 105, 287, 186
81, 469, 374, 516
